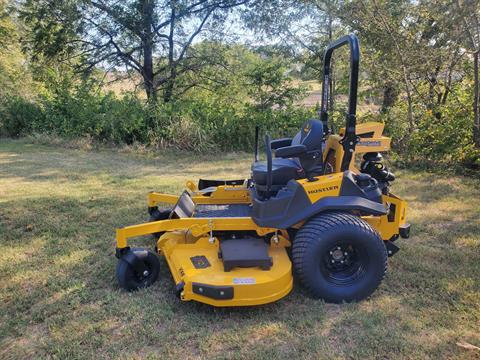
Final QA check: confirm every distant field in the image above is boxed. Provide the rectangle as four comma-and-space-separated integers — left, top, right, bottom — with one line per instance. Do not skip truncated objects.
104, 76, 378, 116
105, 75, 325, 106
0, 141, 479, 359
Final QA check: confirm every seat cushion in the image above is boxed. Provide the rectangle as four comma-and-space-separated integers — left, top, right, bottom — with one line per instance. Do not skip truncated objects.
252, 158, 303, 185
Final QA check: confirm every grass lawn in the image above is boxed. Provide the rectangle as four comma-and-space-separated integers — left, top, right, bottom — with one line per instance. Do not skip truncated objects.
0, 140, 479, 359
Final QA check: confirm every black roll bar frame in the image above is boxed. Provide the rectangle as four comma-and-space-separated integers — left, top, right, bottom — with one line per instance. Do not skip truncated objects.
320, 34, 360, 171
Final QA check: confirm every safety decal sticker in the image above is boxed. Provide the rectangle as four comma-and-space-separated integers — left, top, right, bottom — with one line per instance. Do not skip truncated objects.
233, 278, 256, 285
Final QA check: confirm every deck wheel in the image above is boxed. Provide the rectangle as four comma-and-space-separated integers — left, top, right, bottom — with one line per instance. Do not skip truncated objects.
116, 248, 160, 291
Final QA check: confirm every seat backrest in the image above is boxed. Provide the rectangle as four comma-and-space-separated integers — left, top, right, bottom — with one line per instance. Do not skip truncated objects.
291, 119, 324, 177
291, 119, 324, 151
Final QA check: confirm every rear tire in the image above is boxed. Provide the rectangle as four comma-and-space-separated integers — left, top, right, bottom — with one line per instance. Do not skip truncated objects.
116, 248, 160, 291
292, 211, 387, 303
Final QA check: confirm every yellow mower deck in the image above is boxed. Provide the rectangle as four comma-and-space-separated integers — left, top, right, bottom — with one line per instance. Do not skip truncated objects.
116, 191, 296, 306
162, 236, 292, 306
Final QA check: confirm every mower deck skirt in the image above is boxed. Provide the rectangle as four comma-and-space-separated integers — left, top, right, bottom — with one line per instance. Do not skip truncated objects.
164, 238, 293, 306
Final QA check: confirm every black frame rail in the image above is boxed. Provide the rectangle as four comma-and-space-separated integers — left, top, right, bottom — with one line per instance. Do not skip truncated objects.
320, 34, 360, 171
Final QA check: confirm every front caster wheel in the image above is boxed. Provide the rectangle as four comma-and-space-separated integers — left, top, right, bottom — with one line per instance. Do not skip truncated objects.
292, 211, 387, 303
116, 248, 160, 291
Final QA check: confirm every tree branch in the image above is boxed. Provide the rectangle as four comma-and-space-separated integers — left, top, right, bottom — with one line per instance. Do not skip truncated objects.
90, 1, 139, 36
177, 6, 215, 62
84, 17, 143, 72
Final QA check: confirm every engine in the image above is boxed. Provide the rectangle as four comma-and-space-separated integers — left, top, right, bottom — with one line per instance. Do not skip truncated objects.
360, 152, 395, 194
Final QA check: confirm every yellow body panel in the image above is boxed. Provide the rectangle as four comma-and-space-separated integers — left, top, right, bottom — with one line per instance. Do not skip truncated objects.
199, 185, 250, 203
148, 185, 250, 207
324, 122, 391, 173
298, 172, 343, 202
365, 193, 408, 241
323, 134, 346, 173
339, 121, 387, 138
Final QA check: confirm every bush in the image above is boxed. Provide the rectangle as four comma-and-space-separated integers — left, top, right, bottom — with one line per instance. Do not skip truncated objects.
379, 82, 480, 170
0, 84, 315, 152
39, 83, 148, 144
151, 98, 315, 152
0, 95, 42, 137
0, 83, 149, 144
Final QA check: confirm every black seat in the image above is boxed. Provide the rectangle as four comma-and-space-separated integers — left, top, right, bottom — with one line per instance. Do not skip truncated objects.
252, 119, 324, 191
252, 158, 303, 186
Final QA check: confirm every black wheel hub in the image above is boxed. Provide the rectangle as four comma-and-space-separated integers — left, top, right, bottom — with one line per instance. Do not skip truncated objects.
321, 243, 367, 285
130, 258, 153, 286
328, 245, 352, 265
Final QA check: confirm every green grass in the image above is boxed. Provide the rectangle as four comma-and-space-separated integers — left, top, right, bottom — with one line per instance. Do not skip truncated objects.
0, 140, 479, 359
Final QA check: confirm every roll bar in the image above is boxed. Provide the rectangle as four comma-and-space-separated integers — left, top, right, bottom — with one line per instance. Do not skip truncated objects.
254, 125, 260, 162
320, 34, 360, 171
265, 134, 272, 198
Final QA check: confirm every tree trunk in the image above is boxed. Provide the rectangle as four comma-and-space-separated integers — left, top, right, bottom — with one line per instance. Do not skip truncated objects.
163, 2, 176, 103
406, 90, 414, 133
428, 65, 441, 119
142, 0, 156, 104
163, 68, 176, 103
381, 84, 397, 113
144, 71, 155, 102
474, 50, 480, 148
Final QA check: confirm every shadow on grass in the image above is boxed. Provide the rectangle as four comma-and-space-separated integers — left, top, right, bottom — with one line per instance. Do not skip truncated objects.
0, 144, 252, 187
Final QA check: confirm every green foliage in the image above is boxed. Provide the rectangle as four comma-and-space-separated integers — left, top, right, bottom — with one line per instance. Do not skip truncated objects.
0, 91, 312, 151
0, 0, 15, 47
379, 80, 480, 170
40, 82, 148, 144
0, 0, 38, 99
20, 0, 81, 63
0, 44, 313, 151
245, 55, 304, 111
0, 95, 42, 137
0, 80, 149, 144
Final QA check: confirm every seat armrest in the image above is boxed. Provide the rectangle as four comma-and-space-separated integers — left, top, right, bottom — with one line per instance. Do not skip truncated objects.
270, 138, 292, 149
275, 145, 307, 158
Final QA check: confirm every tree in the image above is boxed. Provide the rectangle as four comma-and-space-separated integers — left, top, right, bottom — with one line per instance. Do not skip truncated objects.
0, 0, 15, 47
245, 54, 303, 111
454, 0, 480, 148
244, 0, 346, 114
0, 0, 36, 98
20, 0, 248, 104
342, 1, 467, 129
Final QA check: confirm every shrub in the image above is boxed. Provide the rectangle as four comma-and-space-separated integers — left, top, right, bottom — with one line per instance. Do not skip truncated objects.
379, 82, 480, 170
40, 83, 148, 144
0, 95, 42, 137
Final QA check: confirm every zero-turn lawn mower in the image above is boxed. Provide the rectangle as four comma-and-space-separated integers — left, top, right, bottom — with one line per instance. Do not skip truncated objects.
114, 34, 410, 306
